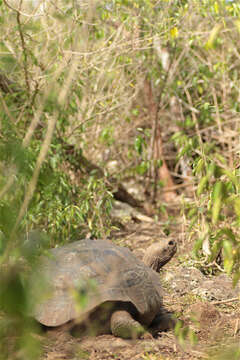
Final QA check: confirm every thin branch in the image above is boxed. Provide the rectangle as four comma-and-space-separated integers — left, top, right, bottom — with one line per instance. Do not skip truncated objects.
13, 114, 57, 231
2, 114, 57, 262
211, 84, 222, 133
0, 92, 16, 124
162, 182, 195, 193
0, 176, 16, 200
3, 0, 44, 17
68, 95, 137, 138
212, 297, 239, 305
16, 0, 30, 93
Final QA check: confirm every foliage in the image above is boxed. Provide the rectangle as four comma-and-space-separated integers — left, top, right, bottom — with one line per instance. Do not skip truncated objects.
168, 0, 240, 278
0, 0, 240, 358
174, 320, 198, 347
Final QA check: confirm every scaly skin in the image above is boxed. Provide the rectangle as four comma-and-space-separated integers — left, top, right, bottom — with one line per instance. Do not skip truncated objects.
110, 310, 146, 339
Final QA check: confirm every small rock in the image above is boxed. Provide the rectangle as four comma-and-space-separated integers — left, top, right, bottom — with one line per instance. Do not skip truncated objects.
111, 201, 154, 223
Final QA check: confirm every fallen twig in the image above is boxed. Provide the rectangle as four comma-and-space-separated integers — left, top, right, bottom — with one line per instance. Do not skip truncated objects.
212, 297, 239, 305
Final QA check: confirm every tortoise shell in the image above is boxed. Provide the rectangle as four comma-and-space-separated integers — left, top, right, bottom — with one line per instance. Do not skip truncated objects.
33, 239, 164, 327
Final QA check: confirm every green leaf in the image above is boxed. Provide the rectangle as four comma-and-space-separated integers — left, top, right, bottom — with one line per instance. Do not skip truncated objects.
171, 131, 183, 141
233, 271, 240, 287
222, 169, 238, 188
197, 176, 208, 196
193, 237, 204, 257
135, 161, 149, 175
223, 239, 233, 258
177, 144, 191, 160
134, 136, 144, 155
234, 197, 240, 218
132, 108, 139, 116
207, 162, 216, 177
223, 257, 234, 275
222, 239, 235, 275
209, 240, 221, 262
187, 208, 197, 219
194, 158, 204, 175
189, 329, 198, 345
205, 23, 221, 49
219, 228, 236, 242
211, 182, 223, 224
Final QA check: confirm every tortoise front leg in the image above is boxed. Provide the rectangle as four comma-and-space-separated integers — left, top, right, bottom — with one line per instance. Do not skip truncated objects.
150, 311, 176, 335
110, 310, 146, 339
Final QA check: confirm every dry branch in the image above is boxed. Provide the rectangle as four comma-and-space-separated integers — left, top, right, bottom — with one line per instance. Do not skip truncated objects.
144, 79, 176, 203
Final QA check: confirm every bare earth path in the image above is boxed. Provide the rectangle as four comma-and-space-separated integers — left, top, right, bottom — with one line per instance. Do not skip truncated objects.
41, 221, 240, 360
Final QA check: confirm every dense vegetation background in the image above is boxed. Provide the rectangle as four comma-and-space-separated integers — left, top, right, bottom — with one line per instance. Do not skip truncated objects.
0, 0, 240, 358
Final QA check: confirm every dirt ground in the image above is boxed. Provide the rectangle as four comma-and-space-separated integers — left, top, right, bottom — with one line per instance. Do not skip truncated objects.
41, 219, 240, 360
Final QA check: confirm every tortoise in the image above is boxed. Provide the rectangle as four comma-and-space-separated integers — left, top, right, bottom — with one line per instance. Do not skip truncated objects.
33, 238, 176, 339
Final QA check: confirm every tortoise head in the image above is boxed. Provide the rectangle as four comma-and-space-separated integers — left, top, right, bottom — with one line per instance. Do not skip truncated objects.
143, 239, 176, 273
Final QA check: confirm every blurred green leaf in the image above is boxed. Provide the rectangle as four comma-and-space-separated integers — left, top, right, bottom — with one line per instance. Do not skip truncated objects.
234, 197, 240, 218
197, 176, 208, 196
211, 182, 223, 224
134, 135, 144, 155
205, 23, 222, 49
0, 269, 27, 316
